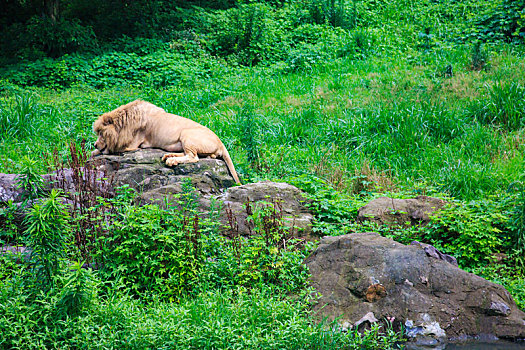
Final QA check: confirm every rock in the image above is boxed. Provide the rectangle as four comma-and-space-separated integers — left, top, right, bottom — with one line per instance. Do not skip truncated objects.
213, 181, 314, 238
90, 148, 237, 199
91, 150, 313, 238
304, 233, 525, 341
0, 174, 23, 203
354, 311, 379, 328
410, 241, 458, 267
357, 196, 447, 227
0, 245, 32, 263
1, 150, 313, 240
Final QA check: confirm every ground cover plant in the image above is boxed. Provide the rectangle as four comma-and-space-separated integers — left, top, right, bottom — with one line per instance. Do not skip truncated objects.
0, 0, 524, 348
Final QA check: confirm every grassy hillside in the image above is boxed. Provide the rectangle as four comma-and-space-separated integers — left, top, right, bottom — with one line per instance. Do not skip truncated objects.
0, 0, 524, 348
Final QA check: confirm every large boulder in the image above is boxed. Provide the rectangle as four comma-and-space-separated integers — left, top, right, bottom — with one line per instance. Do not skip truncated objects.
91, 148, 236, 200
90, 150, 313, 238
305, 233, 525, 341
0, 149, 313, 239
357, 196, 447, 227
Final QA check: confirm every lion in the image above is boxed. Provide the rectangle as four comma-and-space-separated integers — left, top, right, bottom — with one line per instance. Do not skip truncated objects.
92, 100, 241, 184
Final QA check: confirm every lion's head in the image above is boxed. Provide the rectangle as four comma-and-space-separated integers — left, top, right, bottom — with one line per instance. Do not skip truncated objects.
92, 112, 121, 155
92, 100, 150, 156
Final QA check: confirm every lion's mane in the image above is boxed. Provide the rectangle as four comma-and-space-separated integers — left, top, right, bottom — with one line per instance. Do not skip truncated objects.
93, 100, 159, 153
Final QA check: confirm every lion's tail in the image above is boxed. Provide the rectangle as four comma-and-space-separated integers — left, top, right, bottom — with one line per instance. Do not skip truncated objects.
221, 146, 241, 185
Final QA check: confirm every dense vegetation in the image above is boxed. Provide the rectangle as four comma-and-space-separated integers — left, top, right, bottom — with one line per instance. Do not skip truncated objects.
0, 0, 524, 348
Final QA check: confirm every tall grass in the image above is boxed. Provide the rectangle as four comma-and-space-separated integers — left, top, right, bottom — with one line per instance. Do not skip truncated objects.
0, 94, 38, 139
472, 82, 525, 131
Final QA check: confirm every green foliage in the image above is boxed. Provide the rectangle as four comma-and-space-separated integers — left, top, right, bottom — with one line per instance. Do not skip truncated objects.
465, 0, 525, 43
94, 187, 204, 301
238, 104, 262, 172
308, 0, 348, 28
0, 200, 19, 244
469, 41, 489, 71
0, 285, 403, 349
290, 175, 362, 236
423, 198, 509, 268
0, 94, 38, 139
201, 200, 311, 294
204, 3, 280, 66
2, 51, 227, 90
26, 16, 98, 58
24, 189, 71, 290
55, 261, 99, 319
508, 178, 525, 269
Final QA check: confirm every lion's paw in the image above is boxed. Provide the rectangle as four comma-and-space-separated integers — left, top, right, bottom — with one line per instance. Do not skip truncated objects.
165, 158, 179, 167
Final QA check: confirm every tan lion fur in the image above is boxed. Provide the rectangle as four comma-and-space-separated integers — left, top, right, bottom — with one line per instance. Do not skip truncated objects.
92, 100, 241, 184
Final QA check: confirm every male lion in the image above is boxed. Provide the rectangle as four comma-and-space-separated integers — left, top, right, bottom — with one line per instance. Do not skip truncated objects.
92, 100, 241, 184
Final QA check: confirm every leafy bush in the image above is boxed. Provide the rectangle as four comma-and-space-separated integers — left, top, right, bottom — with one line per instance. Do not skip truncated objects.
508, 178, 525, 269
0, 94, 39, 139
0, 285, 403, 349
469, 41, 489, 71
16, 156, 45, 203
237, 104, 262, 172
201, 199, 312, 294
0, 201, 19, 244
307, 0, 348, 28
423, 198, 509, 268
54, 261, 99, 319
290, 175, 363, 236
94, 186, 205, 301
204, 3, 281, 66
465, 0, 525, 42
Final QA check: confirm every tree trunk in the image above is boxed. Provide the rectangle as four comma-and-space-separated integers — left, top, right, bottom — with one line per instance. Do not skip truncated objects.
43, 0, 59, 22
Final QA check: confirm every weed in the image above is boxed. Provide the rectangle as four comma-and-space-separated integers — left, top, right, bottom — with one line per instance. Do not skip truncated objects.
238, 104, 263, 173
470, 41, 489, 71
16, 156, 45, 203
49, 141, 115, 261
54, 261, 99, 319
24, 189, 71, 291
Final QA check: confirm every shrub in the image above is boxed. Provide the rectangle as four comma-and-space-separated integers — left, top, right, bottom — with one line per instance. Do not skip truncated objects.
0, 201, 20, 244
94, 187, 205, 301
0, 94, 39, 139
238, 104, 262, 171
469, 41, 489, 71
204, 3, 279, 66
307, 0, 348, 28
54, 261, 99, 319
508, 178, 525, 269
465, 0, 525, 43
423, 198, 509, 268
16, 156, 45, 203
202, 200, 312, 294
